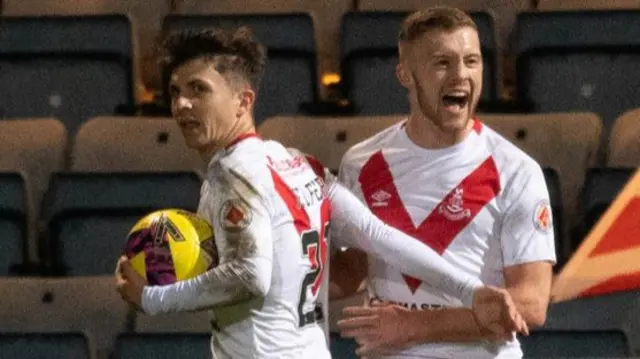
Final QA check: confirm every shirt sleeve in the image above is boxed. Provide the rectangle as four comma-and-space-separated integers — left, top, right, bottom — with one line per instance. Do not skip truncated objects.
142, 166, 274, 315
500, 163, 557, 267
325, 179, 481, 307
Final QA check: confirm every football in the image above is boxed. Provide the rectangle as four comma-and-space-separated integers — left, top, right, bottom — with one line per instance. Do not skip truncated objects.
124, 209, 218, 285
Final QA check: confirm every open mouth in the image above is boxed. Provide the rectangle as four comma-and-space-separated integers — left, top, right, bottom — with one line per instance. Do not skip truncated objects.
442, 91, 469, 111
177, 117, 200, 131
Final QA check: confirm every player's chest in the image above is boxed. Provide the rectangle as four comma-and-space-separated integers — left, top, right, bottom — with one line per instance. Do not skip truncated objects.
356, 151, 503, 251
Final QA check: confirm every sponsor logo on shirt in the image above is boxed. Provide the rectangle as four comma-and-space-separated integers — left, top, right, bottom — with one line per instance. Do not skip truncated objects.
438, 187, 471, 221
371, 189, 391, 207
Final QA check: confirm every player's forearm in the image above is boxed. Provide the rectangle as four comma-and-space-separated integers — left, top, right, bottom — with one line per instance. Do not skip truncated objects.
327, 182, 480, 306
405, 307, 493, 343
142, 256, 271, 314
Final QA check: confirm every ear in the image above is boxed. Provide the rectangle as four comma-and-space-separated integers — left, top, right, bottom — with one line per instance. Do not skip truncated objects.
236, 88, 256, 118
396, 63, 413, 88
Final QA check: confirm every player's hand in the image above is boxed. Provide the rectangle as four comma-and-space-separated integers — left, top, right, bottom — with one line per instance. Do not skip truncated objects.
115, 255, 147, 312
337, 302, 412, 357
471, 286, 529, 340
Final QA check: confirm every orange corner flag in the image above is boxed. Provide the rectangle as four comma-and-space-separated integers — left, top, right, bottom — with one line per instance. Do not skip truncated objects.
551, 169, 640, 303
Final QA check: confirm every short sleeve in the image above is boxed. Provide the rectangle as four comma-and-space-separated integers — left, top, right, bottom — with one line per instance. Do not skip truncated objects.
500, 163, 557, 267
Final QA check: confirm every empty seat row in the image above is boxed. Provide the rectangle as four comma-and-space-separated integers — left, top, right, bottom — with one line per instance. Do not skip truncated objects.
1, 329, 633, 359
0, 160, 632, 276
1, 275, 637, 358
0, 110, 638, 272
6, 9, 640, 134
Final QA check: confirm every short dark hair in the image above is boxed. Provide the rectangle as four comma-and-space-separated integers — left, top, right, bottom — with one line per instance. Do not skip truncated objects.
160, 26, 267, 91
399, 7, 478, 43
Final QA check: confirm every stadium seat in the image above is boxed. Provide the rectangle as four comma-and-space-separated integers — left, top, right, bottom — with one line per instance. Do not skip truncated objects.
161, 13, 317, 124
0, 118, 67, 266
1, 0, 171, 92
0, 15, 135, 134
608, 109, 640, 168
513, 10, 640, 136
542, 167, 564, 266
112, 333, 211, 359
544, 290, 640, 356
577, 168, 636, 242
479, 113, 603, 258
134, 311, 211, 333
537, 0, 640, 10
258, 115, 403, 172
0, 276, 131, 359
340, 10, 498, 115
71, 116, 205, 175
41, 172, 202, 276
0, 172, 27, 275
519, 329, 632, 358
0, 332, 91, 359
174, 0, 353, 85
329, 332, 358, 359
357, 0, 531, 51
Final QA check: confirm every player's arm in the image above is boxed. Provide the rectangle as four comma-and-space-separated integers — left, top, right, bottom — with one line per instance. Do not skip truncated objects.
325, 177, 480, 306
500, 164, 555, 327
141, 170, 274, 315
379, 163, 556, 343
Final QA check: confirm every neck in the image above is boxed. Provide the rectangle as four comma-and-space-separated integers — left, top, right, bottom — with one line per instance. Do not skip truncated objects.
405, 112, 474, 150
199, 115, 256, 162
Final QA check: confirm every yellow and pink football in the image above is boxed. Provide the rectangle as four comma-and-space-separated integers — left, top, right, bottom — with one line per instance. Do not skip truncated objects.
124, 209, 218, 285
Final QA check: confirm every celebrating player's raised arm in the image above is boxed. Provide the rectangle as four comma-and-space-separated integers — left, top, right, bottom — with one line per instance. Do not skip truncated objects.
142, 165, 274, 315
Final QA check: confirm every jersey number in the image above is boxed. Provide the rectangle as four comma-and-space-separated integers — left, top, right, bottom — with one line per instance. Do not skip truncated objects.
297, 222, 329, 327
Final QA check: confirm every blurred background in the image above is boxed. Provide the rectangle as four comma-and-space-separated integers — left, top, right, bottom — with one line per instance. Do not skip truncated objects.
0, 1, 639, 358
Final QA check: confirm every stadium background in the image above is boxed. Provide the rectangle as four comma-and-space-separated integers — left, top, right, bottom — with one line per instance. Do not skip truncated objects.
0, 0, 639, 358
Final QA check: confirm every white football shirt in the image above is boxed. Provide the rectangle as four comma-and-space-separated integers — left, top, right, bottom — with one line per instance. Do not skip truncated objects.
339, 119, 557, 359
196, 134, 332, 359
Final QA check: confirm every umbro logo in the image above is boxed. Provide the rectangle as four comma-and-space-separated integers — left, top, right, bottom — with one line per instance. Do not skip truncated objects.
371, 190, 391, 207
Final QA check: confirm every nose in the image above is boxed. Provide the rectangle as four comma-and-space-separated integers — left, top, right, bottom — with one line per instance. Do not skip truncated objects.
173, 95, 193, 112
451, 59, 470, 81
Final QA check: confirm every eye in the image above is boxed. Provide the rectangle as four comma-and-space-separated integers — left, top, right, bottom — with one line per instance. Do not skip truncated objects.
192, 82, 210, 94
169, 86, 179, 99
466, 57, 481, 67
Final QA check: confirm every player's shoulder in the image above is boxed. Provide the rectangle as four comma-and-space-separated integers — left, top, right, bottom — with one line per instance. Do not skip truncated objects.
215, 137, 274, 192
480, 122, 542, 173
341, 120, 404, 167
479, 122, 546, 196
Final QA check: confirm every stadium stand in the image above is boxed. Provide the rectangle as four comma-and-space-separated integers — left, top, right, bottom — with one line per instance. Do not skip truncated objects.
608, 109, 640, 168
173, 0, 353, 88
134, 311, 211, 333
258, 115, 403, 171
71, 116, 205, 175
161, 13, 318, 124
0, 15, 136, 134
1, 1, 640, 358
0, 332, 91, 359
40, 172, 201, 276
519, 329, 633, 358
0, 172, 27, 275
537, 0, 640, 10
573, 167, 636, 251
0, 118, 68, 268
513, 10, 640, 138
0, 276, 131, 359
112, 333, 211, 359
545, 290, 640, 356
0, 0, 170, 94
339, 10, 499, 115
